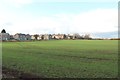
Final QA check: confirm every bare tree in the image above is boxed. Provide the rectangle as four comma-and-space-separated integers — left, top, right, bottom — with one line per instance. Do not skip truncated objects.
41, 35, 44, 40
84, 34, 91, 39
74, 33, 81, 39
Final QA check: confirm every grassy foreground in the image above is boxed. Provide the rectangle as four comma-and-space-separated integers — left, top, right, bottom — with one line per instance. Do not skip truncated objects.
2, 40, 118, 78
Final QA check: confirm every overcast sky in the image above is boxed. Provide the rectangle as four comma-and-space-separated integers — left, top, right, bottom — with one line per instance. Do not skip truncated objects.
0, 0, 118, 38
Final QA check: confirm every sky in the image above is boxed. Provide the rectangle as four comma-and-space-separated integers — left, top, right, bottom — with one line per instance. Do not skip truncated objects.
0, 0, 119, 38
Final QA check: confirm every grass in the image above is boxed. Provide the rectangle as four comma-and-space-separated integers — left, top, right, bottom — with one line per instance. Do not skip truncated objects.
2, 40, 118, 78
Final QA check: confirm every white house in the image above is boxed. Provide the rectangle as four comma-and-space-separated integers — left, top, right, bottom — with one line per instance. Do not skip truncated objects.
0, 29, 10, 41
0, 33, 10, 41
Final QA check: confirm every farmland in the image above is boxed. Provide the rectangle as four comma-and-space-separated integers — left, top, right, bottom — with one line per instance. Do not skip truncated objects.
2, 40, 118, 78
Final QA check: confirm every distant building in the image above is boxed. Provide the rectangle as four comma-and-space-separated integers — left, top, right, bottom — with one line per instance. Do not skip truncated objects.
52, 34, 65, 39
14, 33, 26, 40
31, 35, 36, 40
9, 35, 14, 40
67, 34, 75, 39
39, 34, 44, 40
0, 33, 10, 41
31, 34, 39, 40
26, 34, 31, 40
31, 34, 52, 40
44, 34, 52, 40
0, 29, 10, 41
14, 33, 31, 41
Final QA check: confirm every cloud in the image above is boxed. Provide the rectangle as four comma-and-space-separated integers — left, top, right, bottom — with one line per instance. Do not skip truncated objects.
1, 0, 33, 7
0, 0, 118, 38
1, 0, 119, 7
71, 9, 118, 33
50, 8, 118, 34
0, 8, 118, 38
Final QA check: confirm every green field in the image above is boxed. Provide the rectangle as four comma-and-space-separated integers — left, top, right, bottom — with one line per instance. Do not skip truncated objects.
2, 40, 118, 78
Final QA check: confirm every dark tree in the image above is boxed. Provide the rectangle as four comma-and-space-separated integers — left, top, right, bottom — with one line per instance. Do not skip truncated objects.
1, 29, 6, 33
41, 35, 44, 40
34, 34, 39, 40
63, 34, 67, 39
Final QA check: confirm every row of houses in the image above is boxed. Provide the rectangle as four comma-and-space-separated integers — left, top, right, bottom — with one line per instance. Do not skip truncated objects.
0, 33, 75, 41
0, 33, 31, 41
0, 29, 91, 41
31, 34, 68, 40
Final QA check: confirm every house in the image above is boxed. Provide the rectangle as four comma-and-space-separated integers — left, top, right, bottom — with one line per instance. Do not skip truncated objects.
31, 34, 52, 40
0, 33, 10, 41
31, 35, 35, 40
14, 33, 31, 41
43, 34, 52, 40
10, 35, 14, 40
14, 33, 26, 40
0, 29, 10, 41
52, 34, 66, 39
67, 34, 75, 39
26, 34, 31, 40
31, 34, 39, 40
